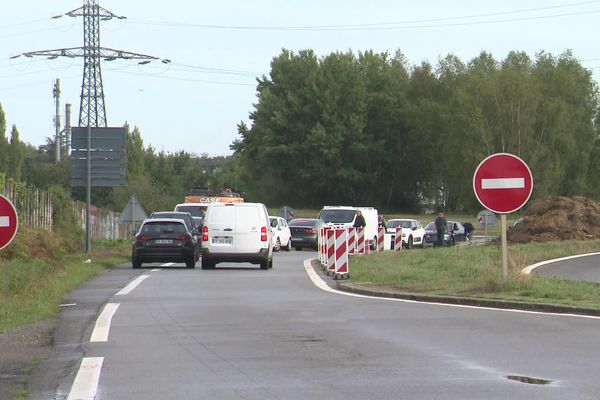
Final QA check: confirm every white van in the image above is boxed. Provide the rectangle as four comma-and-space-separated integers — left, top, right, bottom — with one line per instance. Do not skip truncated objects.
201, 202, 273, 269
318, 206, 379, 249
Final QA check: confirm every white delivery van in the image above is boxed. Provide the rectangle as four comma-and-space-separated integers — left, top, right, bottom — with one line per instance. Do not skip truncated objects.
201, 202, 273, 269
318, 206, 379, 249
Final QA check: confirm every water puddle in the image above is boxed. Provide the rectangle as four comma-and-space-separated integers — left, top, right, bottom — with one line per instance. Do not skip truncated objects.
506, 375, 553, 385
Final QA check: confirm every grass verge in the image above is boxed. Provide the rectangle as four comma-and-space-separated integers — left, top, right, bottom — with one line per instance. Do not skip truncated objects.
0, 227, 130, 332
349, 240, 600, 309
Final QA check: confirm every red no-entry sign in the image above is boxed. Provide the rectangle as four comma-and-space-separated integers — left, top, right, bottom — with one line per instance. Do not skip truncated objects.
0, 194, 19, 250
473, 153, 533, 214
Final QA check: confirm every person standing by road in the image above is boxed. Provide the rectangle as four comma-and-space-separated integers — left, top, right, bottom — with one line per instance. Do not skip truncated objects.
463, 221, 475, 242
354, 210, 366, 229
434, 211, 447, 247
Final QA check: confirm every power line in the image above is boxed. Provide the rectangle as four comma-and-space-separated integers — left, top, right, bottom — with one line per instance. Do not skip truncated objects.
112, 69, 256, 87
127, 1, 600, 31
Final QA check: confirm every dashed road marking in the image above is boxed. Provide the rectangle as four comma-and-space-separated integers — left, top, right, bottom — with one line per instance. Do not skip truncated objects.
67, 357, 103, 400
90, 303, 120, 343
116, 275, 149, 296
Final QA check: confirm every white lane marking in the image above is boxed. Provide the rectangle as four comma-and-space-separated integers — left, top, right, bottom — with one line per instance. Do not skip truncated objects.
0, 216, 9, 227
116, 275, 149, 296
162, 262, 175, 267
522, 252, 600, 274
90, 303, 120, 343
67, 357, 103, 400
303, 259, 600, 320
482, 178, 524, 189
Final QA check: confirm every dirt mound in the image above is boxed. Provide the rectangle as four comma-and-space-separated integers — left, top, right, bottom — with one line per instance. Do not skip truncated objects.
508, 196, 600, 243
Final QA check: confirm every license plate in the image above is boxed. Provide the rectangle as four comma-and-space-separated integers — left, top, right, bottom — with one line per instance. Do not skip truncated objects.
212, 237, 232, 244
155, 239, 173, 244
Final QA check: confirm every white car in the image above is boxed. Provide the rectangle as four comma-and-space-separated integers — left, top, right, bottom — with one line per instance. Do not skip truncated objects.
269, 216, 292, 252
386, 219, 425, 249
201, 202, 273, 269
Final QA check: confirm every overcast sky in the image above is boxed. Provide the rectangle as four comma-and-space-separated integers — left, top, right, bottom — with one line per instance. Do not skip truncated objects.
1, 1, 599, 156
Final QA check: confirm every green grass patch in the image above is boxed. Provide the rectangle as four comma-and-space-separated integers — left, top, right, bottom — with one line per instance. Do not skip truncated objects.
349, 240, 600, 309
0, 227, 130, 332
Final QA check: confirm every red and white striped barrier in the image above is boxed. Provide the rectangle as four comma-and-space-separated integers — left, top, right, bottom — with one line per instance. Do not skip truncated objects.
327, 229, 336, 273
333, 229, 349, 278
377, 227, 385, 252
347, 227, 356, 255
356, 227, 366, 255
395, 227, 403, 252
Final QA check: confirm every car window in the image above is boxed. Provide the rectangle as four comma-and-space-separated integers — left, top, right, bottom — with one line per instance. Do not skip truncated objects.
425, 222, 435, 230
388, 220, 411, 229
289, 219, 317, 227
175, 205, 207, 218
318, 210, 356, 223
151, 213, 193, 230
142, 221, 186, 234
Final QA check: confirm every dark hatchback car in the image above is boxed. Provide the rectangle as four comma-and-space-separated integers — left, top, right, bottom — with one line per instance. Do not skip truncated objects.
149, 211, 201, 259
132, 219, 197, 269
289, 218, 323, 250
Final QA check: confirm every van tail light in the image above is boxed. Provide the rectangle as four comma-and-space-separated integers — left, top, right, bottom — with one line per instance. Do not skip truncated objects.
202, 226, 209, 242
261, 226, 268, 242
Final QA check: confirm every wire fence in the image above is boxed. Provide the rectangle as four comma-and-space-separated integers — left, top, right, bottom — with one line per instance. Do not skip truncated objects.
1, 181, 127, 240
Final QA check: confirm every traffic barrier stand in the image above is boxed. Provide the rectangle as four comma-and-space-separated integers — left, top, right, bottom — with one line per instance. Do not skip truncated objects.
322, 227, 332, 270
347, 227, 356, 255
377, 227, 385, 252
356, 227, 366, 255
333, 228, 349, 280
395, 227, 403, 252
326, 228, 336, 275
318, 227, 326, 267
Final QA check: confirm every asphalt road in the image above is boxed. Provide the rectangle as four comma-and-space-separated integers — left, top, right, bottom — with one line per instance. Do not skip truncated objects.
30, 251, 600, 399
532, 253, 600, 283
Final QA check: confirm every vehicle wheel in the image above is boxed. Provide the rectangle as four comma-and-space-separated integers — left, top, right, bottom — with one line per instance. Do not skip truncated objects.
284, 239, 291, 251
260, 259, 269, 270
294, 246, 302, 251
132, 258, 141, 269
407, 236, 413, 249
201, 258, 214, 270
186, 256, 196, 269
274, 238, 281, 252
370, 237, 377, 251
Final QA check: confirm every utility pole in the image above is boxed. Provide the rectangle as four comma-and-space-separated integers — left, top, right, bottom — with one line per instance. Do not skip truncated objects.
12, 0, 169, 254
62, 103, 72, 160
53, 79, 61, 163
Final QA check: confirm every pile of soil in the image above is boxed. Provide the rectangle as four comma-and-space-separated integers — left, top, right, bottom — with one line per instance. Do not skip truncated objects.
508, 196, 600, 243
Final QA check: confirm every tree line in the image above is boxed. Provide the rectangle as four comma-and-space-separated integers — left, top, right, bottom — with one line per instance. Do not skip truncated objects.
233, 49, 600, 212
1, 47, 599, 215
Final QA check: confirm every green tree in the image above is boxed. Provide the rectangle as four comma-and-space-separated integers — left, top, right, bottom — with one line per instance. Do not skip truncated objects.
7, 125, 24, 181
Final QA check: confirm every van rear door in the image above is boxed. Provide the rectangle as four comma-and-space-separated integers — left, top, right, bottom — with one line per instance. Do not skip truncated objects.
206, 204, 236, 252
235, 205, 263, 253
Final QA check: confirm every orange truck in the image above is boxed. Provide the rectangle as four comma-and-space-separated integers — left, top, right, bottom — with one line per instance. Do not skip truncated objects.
175, 190, 244, 221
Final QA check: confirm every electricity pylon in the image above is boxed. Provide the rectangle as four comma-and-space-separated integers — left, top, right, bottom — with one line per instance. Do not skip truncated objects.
13, 0, 167, 128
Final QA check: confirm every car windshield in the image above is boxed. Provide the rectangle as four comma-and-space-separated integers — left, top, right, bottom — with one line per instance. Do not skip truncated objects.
388, 220, 412, 229
289, 219, 319, 227
175, 205, 206, 217
141, 222, 187, 234
318, 210, 355, 223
